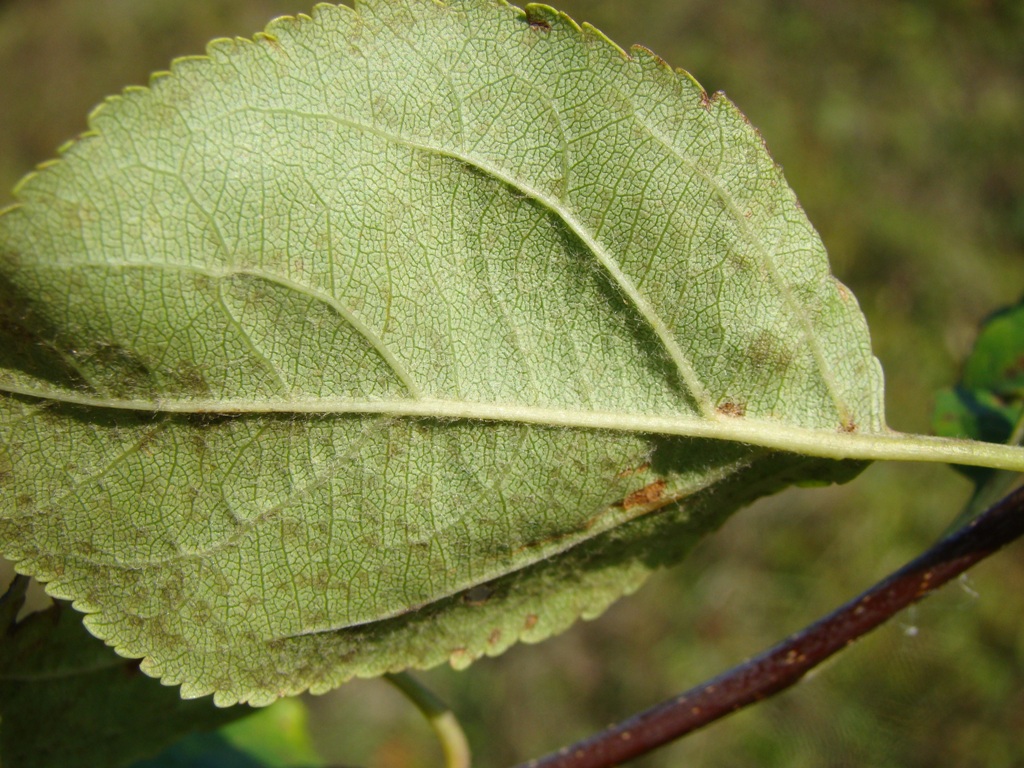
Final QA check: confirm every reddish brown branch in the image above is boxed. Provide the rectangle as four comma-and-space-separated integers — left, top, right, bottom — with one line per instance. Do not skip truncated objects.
519, 485, 1024, 768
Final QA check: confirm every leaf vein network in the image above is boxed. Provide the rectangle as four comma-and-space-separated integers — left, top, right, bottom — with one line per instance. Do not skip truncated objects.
230, 105, 714, 417
629, 113, 852, 425
31, 260, 424, 400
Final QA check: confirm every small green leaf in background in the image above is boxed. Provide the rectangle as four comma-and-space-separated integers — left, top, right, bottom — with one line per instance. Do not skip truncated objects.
961, 299, 1024, 397
933, 297, 1024, 533
934, 298, 1024, 471
132, 698, 323, 768
130, 734, 269, 768
0, 577, 248, 768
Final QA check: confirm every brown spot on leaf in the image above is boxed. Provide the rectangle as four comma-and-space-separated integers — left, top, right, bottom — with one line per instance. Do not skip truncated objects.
171, 361, 211, 397
615, 462, 650, 479
623, 479, 666, 510
840, 419, 857, 433
1004, 355, 1024, 381
524, 614, 539, 631
488, 629, 502, 646
748, 330, 794, 373
717, 401, 746, 417
524, 8, 553, 32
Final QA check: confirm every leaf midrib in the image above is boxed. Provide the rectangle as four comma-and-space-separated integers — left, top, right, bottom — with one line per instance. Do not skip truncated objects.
4, 381, 1024, 471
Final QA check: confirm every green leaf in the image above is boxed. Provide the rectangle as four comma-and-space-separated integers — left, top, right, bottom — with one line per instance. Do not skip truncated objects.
933, 299, 1024, 448
133, 698, 323, 768
0, 578, 247, 768
0, 0, 1021, 706
933, 386, 1021, 451
218, 698, 323, 768
962, 299, 1024, 397
129, 733, 270, 768
933, 297, 1024, 508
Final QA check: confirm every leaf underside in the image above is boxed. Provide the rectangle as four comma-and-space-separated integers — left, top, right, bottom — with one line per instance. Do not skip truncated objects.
0, 0, 884, 705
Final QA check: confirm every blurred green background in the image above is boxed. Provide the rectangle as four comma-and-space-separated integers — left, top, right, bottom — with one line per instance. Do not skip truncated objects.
1, 0, 1022, 765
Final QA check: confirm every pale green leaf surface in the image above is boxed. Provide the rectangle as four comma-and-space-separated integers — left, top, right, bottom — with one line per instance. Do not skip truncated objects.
0, 0, 1018, 705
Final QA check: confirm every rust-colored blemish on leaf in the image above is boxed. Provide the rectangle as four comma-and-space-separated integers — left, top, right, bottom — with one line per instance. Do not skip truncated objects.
717, 401, 746, 417
488, 628, 502, 646
523, 6, 553, 34
840, 419, 857, 433
1004, 355, 1024, 381
615, 462, 650, 479
524, 614, 539, 631
623, 479, 666, 511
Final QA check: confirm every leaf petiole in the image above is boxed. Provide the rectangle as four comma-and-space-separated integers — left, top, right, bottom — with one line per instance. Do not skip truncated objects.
384, 672, 471, 768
